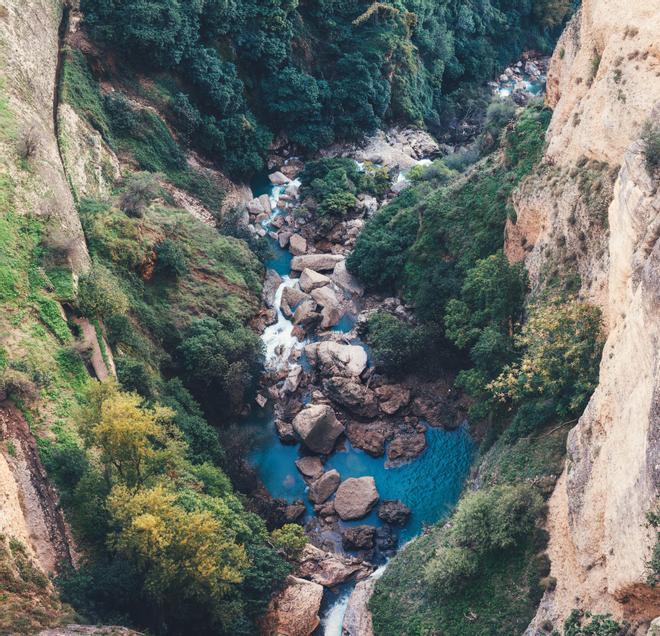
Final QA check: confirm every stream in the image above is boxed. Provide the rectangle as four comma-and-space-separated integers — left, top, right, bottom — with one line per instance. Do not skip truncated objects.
247, 171, 473, 634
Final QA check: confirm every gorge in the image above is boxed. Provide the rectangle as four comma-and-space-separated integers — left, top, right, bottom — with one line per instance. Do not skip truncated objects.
0, 1, 658, 636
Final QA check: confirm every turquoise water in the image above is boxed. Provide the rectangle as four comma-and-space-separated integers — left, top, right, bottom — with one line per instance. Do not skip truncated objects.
249, 419, 473, 543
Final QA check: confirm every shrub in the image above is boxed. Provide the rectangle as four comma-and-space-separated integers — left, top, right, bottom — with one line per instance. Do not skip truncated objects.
641, 119, 660, 175
0, 369, 39, 402
77, 264, 129, 320
120, 173, 160, 218
564, 609, 626, 636
366, 312, 429, 377
16, 125, 41, 161
484, 98, 517, 139
424, 546, 478, 595
155, 239, 188, 278
318, 190, 357, 218
489, 299, 604, 420
270, 524, 307, 561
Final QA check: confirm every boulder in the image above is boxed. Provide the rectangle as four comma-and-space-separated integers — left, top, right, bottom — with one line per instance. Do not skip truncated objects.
278, 231, 292, 248
297, 545, 374, 588
283, 365, 303, 394
320, 305, 342, 330
346, 421, 393, 457
269, 171, 289, 185
334, 477, 379, 521
342, 525, 376, 551
261, 575, 323, 636
323, 377, 379, 418
258, 193, 272, 214
331, 260, 365, 297
304, 342, 368, 378
286, 181, 300, 198
262, 269, 283, 308
292, 404, 344, 454
289, 234, 308, 256
356, 194, 378, 217
378, 500, 411, 526
387, 431, 427, 462
299, 268, 331, 293
247, 198, 264, 216
308, 469, 341, 504
275, 419, 297, 444
375, 385, 411, 415
311, 285, 340, 310
291, 254, 344, 272
284, 501, 306, 523
293, 299, 321, 328
281, 285, 310, 318
342, 576, 378, 636
295, 456, 324, 481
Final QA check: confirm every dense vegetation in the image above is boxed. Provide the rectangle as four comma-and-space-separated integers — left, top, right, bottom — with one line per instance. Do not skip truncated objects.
79, 0, 571, 177
354, 103, 606, 634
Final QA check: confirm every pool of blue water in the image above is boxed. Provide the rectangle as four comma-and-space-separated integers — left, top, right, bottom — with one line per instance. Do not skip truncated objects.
249, 418, 473, 544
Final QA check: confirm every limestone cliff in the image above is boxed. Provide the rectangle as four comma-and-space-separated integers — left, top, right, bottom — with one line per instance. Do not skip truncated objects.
507, 0, 660, 630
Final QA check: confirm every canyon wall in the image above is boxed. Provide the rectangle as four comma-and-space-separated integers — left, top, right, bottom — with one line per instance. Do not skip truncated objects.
507, 0, 660, 629
0, 0, 86, 573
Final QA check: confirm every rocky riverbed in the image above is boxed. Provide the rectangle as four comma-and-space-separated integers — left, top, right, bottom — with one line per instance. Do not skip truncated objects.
243, 139, 475, 635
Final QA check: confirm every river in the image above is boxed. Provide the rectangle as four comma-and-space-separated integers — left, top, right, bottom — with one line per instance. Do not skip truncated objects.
246, 168, 473, 634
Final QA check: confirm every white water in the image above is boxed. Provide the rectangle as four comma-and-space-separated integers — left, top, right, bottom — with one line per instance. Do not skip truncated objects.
262, 276, 303, 369
321, 564, 388, 636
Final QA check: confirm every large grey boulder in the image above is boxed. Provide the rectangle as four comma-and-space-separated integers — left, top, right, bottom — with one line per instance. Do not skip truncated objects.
304, 342, 368, 377
268, 171, 289, 185
308, 469, 341, 504
334, 477, 379, 520
263, 269, 283, 308
299, 268, 331, 293
261, 576, 323, 636
292, 404, 344, 454
291, 254, 344, 272
289, 234, 308, 256
295, 456, 324, 481
331, 260, 365, 297
323, 377, 379, 418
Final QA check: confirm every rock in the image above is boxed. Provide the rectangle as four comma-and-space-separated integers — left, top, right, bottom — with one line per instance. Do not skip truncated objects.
375, 526, 397, 554
387, 431, 427, 462
295, 456, 324, 481
342, 525, 376, 551
258, 193, 272, 214
297, 544, 374, 588
299, 268, 331, 293
291, 254, 344, 272
342, 576, 378, 636
356, 194, 378, 217
331, 260, 365, 297
320, 305, 342, 330
255, 393, 268, 408
308, 469, 341, 504
278, 231, 292, 248
293, 299, 321, 328
286, 181, 300, 198
391, 179, 410, 195
263, 269, 283, 308
346, 421, 393, 457
334, 477, 379, 521
375, 385, 411, 415
261, 575, 323, 636
311, 285, 340, 310
323, 377, 379, 418
289, 234, 308, 256
247, 198, 264, 216
411, 395, 455, 428
378, 500, 411, 526
270, 215, 285, 229
275, 419, 297, 444
283, 365, 303, 393
269, 171, 289, 185
304, 342, 368, 378
292, 404, 345, 454
284, 501, 306, 523
281, 285, 310, 317
647, 617, 660, 636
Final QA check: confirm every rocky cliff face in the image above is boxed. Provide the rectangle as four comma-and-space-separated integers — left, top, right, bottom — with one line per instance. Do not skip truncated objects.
508, 0, 660, 630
